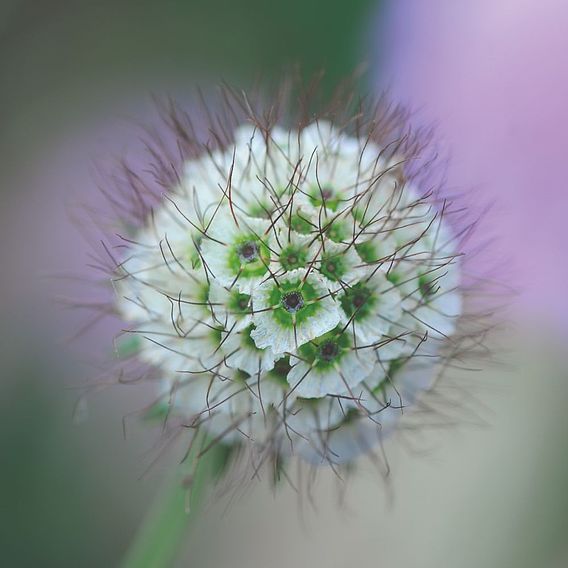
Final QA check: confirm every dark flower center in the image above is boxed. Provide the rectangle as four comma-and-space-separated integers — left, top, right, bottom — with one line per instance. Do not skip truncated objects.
319, 341, 339, 362
273, 357, 292, 377
321, 187, 334, 200
238, 241, 259, 263
352, 293, 367, 309
325, 261, 336, 274
280, 244, 308, 271
287, 254, 298, 265
281, 291, 305, 313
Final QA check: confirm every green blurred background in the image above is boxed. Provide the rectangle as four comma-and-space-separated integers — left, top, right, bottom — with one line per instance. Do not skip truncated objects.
0, 0, 377, 182
2, 2, 568, 567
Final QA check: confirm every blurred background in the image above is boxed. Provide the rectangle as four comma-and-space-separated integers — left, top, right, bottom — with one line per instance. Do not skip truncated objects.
1, 1, 568, 566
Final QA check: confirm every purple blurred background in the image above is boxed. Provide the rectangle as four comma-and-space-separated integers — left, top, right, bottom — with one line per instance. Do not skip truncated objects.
377, 0, 568, 329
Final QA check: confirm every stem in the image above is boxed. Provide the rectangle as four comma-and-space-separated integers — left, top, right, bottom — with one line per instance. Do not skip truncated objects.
121, 435, 231, 568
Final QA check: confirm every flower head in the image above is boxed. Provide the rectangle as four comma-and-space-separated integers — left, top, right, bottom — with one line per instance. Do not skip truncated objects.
100, 81, 487, 472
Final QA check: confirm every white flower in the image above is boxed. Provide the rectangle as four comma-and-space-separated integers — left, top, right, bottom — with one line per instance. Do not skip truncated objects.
207, 281, 253, 331
337, 268, 403, 345
272, 227, 319, 274
200, 209, 273, 292
286, 327, 376, 398
250, 268, 342, 354
312, 240, 369, 291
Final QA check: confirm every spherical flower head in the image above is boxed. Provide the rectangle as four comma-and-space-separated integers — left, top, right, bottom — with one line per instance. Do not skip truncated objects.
105, 83, 483, 472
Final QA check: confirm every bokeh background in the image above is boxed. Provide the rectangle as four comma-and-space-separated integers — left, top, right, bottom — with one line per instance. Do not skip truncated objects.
1, 1, 568, 566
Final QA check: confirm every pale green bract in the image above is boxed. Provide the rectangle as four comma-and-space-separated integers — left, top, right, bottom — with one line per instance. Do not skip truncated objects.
113, 121, 462, 465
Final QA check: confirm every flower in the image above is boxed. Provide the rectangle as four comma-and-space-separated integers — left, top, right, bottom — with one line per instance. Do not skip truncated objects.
106, 84, 478, 469
249, 268, 342, 354
286, 326, 376, 398
200, 213, 273, 292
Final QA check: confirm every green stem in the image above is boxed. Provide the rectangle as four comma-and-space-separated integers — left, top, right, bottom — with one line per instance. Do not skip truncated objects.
121, 436, 231, 568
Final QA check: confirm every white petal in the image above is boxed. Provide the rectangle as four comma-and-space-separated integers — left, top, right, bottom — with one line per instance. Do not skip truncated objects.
288, 348, 375, 399
220, 329, 276, 375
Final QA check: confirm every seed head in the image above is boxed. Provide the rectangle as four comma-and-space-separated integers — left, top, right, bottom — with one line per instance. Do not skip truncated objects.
93, 78, 493, 476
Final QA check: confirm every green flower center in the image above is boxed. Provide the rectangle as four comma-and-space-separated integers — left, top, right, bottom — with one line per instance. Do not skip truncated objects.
227, 234, 270, 279
298, 328, 351, 370
339, 283, 377, 321
355, 240, 380, 263
290, 212, 314, 235
352, 292, 366, 308
279, 244, 308, 271
308, 185, 341, 211
318, 340, 339, 362
225, 290, 251, 321
325, 219, 349, 243
319, 253, 346, 281
268, 279, 320, 328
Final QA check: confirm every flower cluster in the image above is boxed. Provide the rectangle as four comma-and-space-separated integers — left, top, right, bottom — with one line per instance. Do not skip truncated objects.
113, 114, 462, 465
